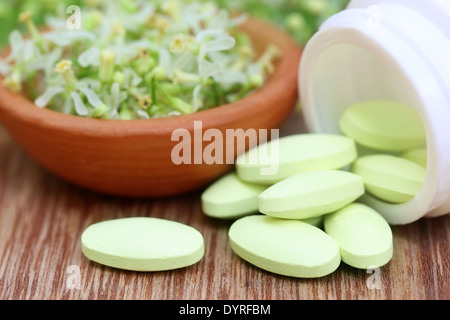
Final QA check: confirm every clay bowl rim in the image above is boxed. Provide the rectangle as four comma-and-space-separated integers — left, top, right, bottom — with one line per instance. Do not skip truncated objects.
0, 17, 302, 137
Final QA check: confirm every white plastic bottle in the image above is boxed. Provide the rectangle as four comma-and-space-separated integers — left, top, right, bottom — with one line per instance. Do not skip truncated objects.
299, 0, 450, 225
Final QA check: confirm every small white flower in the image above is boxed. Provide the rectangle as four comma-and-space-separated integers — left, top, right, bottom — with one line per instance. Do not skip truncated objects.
193, 84, 203, 111
158, 48, 174, 79
44, 30, 95, 47
213, 70, 247, 86
0, 59, 11, 76
135, 108, 150, 119
170, 33, 192, 54
78, 86, 104, 108
2, 30, 38, 79
5, 30, 26, 63
104, 82, 127, 119
197, 33, 236, 79
123, 67, 143, 88
78, 46, 101, 68
70, 91, 89, 116
172, 52, 197, 73
3, 71, 23, 92
35, 86, 65, 108
35, 61, 105, 116
182, 2, 216, 34
98, 49, 116, 82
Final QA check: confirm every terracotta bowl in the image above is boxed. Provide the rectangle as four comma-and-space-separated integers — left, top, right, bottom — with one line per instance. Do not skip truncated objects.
0, 18, 302, 198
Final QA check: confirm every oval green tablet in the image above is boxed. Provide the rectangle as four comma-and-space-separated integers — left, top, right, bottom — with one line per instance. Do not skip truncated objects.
351, 154, 426, 204
258, 170, 365, 220
324, 203, 393, 269
235, 134, 357, 184
228, 215, 341, 278
339, 100, 426, 152
401, 147, 427, 168
81, 217, 204, 271
201, 172, 267, 219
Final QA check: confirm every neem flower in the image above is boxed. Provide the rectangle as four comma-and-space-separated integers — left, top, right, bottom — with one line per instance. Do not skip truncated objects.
1, 0, 280, 120
36, 59, 105, 117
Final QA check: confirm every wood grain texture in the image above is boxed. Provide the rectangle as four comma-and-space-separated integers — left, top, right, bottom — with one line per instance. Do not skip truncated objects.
0, 111, 449, 300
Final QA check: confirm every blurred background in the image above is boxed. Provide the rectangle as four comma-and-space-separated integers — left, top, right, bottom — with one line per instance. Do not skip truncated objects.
0, 0, 350, 47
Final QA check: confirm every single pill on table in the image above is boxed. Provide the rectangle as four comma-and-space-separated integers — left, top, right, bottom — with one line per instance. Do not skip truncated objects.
324, 203, 393, 269
201, 172, 267, 219
258, 170, 365, 220
401, 147, 427, 168
81, 217, 204, 272
228, 215, 341, 278
351, 154, 426, 204
235, 134, 357, 184
339, 100, 426, 152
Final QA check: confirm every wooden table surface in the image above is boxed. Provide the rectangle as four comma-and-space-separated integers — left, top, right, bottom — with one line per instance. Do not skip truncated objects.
0, 110, 448, 300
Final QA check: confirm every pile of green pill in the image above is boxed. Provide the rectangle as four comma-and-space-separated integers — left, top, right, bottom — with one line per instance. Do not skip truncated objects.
79, 100, 427, 275
342, 100, 427, 204
202, 99, 427, 278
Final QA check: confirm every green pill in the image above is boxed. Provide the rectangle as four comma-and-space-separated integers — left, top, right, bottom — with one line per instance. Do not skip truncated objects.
236, 134, 357, 185
339, 100, 426, 152
401, 147, 428, 168
258, 170, 365, 220
351, 154, 426, 204
81, 217, 204, 272
201, 172, 267, 219
228, 215, 341, 278
324, 203, 393, 269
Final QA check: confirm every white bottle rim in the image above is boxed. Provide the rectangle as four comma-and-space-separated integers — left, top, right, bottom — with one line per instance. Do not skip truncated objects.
299, 0, 450, 224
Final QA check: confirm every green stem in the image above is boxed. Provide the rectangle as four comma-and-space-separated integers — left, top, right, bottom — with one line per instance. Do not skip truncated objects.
211, 80, 224, 107
154, 81, 193, 114
151, 77, 157, 107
